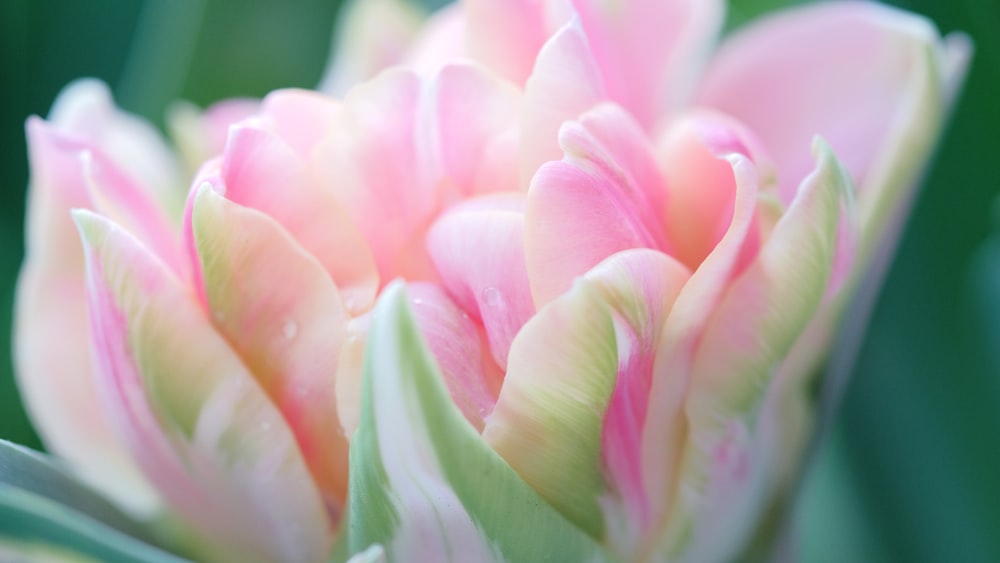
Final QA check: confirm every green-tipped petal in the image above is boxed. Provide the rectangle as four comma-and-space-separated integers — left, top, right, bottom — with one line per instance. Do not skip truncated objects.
484, 278, 617, 539
192, 185, 351, 510
658, 139, 852, 561
74, 210, 331, 562
347, 282, 610, 562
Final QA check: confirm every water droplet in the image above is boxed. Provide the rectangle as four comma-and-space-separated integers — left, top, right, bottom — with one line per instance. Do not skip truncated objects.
481, 287, 502, 307
283, 320, 299, 340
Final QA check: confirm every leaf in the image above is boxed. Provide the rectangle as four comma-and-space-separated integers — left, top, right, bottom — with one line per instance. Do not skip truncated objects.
0, 439, 187, 562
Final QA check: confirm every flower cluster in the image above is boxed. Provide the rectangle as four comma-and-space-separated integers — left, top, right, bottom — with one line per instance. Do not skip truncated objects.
13, 0, 967, 561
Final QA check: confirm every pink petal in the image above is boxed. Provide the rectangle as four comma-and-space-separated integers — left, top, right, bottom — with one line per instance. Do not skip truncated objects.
219, 123, 379, 314
407, 282, 502, 429
329, 284, 501, 436
190, 186, 352, 512
13, 118, 176, 513
655, 110, 771, 273
525, 103, 669, 307
590, 249, 689, 557
640, 149, 764, 534
75, 210, 332, 562
259, 89, 341, 158
168, 97, 260, 174
569, 0, 724, 128
404, 3, 466, 76
463, 0, 552, 85
658, 140, 852, 561
427, 195, 535, 371
696, 2, 951, 205
519, 18, 607, 188
313, 63, 520, 283
47, 79, 183, 208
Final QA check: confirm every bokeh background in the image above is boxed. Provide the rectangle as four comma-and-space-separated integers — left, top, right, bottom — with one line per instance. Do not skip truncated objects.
1, 0, 997, 560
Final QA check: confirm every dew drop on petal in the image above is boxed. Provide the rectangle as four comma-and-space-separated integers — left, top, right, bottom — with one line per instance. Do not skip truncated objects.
283, 320, 299, 340
481, 286, 502, 308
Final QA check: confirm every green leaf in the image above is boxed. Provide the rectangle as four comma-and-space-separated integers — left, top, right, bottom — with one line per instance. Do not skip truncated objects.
346, 282, 614, 562
0, 439, 187, 562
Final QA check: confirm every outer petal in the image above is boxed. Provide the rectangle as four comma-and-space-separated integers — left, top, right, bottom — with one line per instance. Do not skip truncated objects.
191, 186, 351, 513
347, 283, 609, 562
217, 123, 378, 314
317, 0, 425, 96
485, 279, 617, 540
484, 249, 688, 556
696, 1, 967, 231
525, 104, 670, 307
569, 0, 724, 128
427, 195, 534, 371
75, 210, 331, 562
657, 140, 852, 561
47, 79, 184, 212
482, 248, 690, 557
14, 119, 158, 514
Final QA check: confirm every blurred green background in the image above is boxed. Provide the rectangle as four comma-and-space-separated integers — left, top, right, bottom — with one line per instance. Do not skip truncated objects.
0, 0, 997, 560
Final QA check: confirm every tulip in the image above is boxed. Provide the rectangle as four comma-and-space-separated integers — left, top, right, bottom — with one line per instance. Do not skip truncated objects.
9, 0, 966, 562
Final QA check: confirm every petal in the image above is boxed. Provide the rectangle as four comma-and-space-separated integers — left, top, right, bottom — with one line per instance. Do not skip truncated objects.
167, 97, 260, 175
217, 122, 378, 314
655, 110, 773, 273
482, 279, 617, 540
525, 103, 669, 307
484, 249, 688, 555
47, 79, 183, 212
656, 140, 853, 561
406, 283, 501, 430
259, 88, 341, 158
640, 144, 764, 536
332, 284, 501, 438
519, 18, 606, 188
696, 1, 964, 221
79, 148, 184, 275
313, 63, 520, 282
347, 282, 609, 561
569, 0, 724, 128
191, 186, 351, 512
13, 118, 163, 514
75, 210, 331, 562
427, 64, 522, 198
591, 250, 689, 556
317, 0, 426, 96
313, 69, 429, 282
427, 195, 535, 371
463, 0, 553, 85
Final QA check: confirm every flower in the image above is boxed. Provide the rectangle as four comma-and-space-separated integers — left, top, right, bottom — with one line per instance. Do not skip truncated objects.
11, 0, 967, 562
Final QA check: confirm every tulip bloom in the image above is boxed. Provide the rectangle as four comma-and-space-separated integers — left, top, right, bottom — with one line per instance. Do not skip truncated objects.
11, 0, 967, 561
